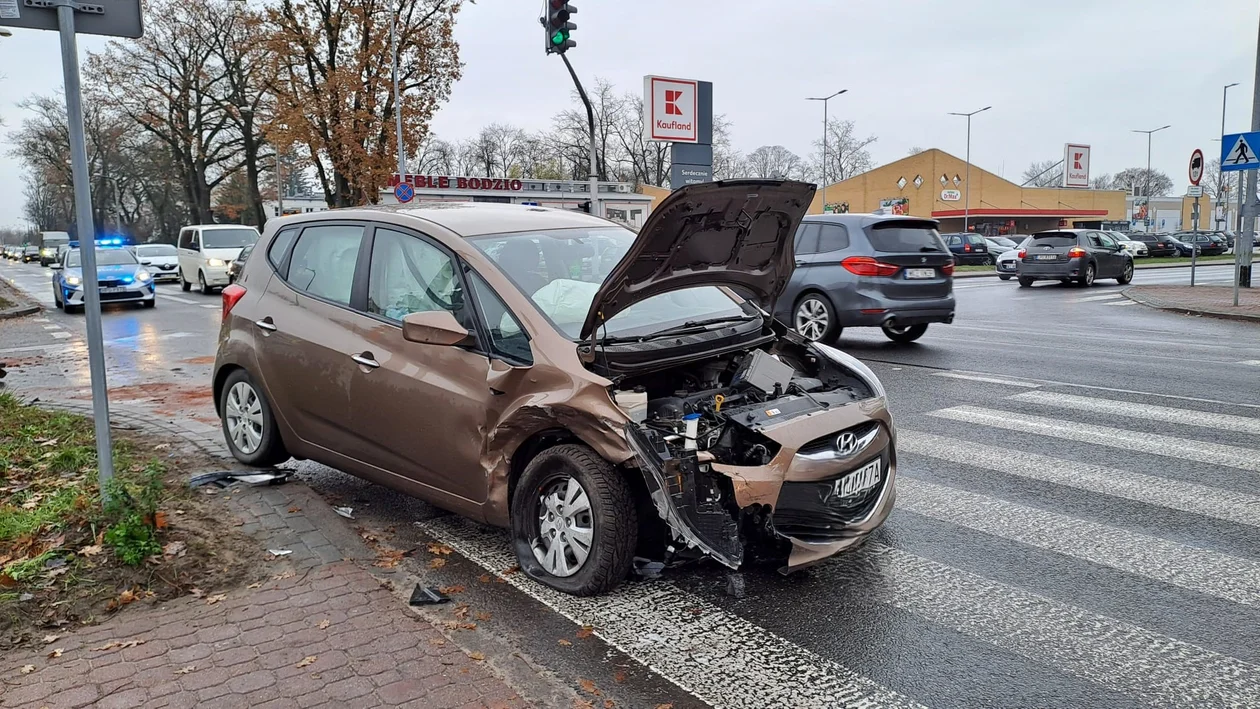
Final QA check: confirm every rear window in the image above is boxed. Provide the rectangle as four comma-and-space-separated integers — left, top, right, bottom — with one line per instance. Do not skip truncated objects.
866, 222, 947, 253
1031, 233, 1079, 247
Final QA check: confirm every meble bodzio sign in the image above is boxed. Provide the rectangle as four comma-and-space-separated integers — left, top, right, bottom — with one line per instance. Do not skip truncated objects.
643, 75, 699, 143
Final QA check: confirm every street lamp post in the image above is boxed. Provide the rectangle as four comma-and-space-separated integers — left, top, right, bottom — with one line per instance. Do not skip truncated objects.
806, 89, 847, 212
390, 7, 406, 178
1220, 83, 1240, 230
948, 106, 991, 232
1131, 125, 1170, 229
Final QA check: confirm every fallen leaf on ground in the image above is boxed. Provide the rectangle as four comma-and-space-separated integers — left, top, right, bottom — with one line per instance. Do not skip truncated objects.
296, 656, 317, 668
578, 678, 600, 695
205, 594, 227, 605
153, 511, 168, 530
20, 665, 35, 674
478, 574, 491, 583
427, 542, 453, 555
467, 651, 485, 661
574, 700, 594, 709
427, 557, 446, 569
0, 573, 18, 588
46, 648, 63, 658
162, 541, 187, 557
604, 701, 616, 709
373, 549, 404, 568
174, 665, 195, 675
655, 705, 674, 709
41, 634, 60, 644
428, 638, 446, 647
575, 625, 595, 639
189, 588, 205, 598
78, 544, 103, 557
613, 670, 627, 683
452, 604, 470, 619
557, 639, 572, 646
118, 589, 136, 605
272, 570, 296, 581
95, 639, 145, 651
246, 582, 263, 589
503, 564, 520, 575
287, 506, 302, 513
317, 619, 330, 629
439, 584, 465, 594
475, 611, 492, 621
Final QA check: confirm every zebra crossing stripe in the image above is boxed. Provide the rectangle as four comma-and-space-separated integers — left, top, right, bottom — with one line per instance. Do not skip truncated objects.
1010, 391, 1260, 435
929, 406, 1260, 472
897, 430, 1260, 528
895, 477, 1260, 606
821, 544, 1260, 707
418, 518, 924, 709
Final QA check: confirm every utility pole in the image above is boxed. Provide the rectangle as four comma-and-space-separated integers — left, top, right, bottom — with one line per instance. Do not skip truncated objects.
391, 7, 406, 179
949, 106, 991, 233
561, 54, 599, 218
1131, 125, 1170, 229
807, 89, 847, 213
1238, 13, 1260, 292
1220, 83, 1239, 231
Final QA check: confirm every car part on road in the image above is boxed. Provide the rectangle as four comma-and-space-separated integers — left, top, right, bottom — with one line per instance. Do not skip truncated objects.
408, 585, 452, 605
188, 470, 292, 488
333, 506, 355, 519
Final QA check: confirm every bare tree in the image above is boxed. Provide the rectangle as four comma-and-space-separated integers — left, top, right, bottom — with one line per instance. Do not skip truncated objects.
1090, 174, 1114, 190
744, 145, 806, 180
907, 146, 925, 156
1113, 167, 1173, 197
1021, 159, 1063, 187
810, 119, 876, 183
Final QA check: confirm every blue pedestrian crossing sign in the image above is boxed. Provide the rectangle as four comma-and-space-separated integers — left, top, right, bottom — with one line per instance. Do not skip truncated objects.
1220, 132, 1260, 171
394, 182, 415, 203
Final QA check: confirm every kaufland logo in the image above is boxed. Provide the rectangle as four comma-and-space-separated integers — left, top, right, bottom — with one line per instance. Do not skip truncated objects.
665, 90, 683, 116
645, 75, 698, 143
1073, 152, 1084, 169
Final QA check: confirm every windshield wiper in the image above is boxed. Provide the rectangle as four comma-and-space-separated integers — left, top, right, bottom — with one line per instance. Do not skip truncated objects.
601, 315, 760, 344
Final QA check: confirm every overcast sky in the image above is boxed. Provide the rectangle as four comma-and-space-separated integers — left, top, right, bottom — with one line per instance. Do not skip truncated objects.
1, 0, 1257, 228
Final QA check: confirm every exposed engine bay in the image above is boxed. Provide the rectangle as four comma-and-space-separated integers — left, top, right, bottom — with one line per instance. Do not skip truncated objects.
610, 337, 879, 570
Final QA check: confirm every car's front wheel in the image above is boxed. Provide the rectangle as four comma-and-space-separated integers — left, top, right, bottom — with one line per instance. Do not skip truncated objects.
199, 271, 214, 295
511, 444, 636, 596
793, 293, 839, 343
882, 322, 929, 343
219, 369, 289, 467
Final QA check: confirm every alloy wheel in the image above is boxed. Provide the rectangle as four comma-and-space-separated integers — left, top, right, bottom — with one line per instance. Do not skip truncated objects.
794, 298, 829, 341
531, 476, 594, 578
224, 381, 264, 455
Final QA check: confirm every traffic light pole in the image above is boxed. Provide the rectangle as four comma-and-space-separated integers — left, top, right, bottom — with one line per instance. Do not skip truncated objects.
1238, 13, 1260, 293
561, 54, 599, 218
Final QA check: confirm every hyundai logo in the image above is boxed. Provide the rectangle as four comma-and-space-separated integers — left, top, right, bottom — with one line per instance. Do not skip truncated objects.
836, 432, 858, 456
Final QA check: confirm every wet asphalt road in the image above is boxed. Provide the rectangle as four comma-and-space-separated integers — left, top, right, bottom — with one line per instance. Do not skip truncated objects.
3, 258, 1259, 708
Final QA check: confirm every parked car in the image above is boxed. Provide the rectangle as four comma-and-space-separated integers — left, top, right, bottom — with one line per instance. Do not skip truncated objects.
985, 236, 1019, 255
177, 224, 260, 294
131, 243, 181, 282
777, 214, 955, 344
1103, 231, 1148, 257
1125, 233, 1179, 257
1017, 229, 1135, 287
996, 236, 1031, 280
941, 232, 992, 265
213, 180, 898, 596
51, 244, 156, 312
1166, 236, 1201, 257
21, 245, 40, 263
227, 243, 254, 284
1171, 232, 1228, 256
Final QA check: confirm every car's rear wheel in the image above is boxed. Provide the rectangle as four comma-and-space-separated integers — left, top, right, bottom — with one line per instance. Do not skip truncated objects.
882, 322, 928, 343
511, 444, 636, 596
998, 274, 1011, 281
1018, 277, 1034, 288
793, 293, 838, 343
180, 268, 191, 292
1117, 261, 1134, 285
1079, 263, 1096, 287
220, 369, 289, 467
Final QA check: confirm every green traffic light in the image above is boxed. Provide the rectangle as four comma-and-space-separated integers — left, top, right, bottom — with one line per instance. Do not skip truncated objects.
551, 30, 566, 45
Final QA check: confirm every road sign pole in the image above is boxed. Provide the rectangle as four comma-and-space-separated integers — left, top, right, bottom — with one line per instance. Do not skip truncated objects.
1192, 196, 1200, 286
56, 0, 114, 491
1240, 12, 1260, 295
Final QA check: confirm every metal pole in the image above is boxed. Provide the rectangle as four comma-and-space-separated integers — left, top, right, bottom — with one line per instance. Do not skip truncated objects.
821, 99, 827, 210
56, 2, 114, 490
391, 7, 406, 178
964, 114, 972, 232
1220, 83, 1238, 230
561, 53, 599, 218
1146, 132, 1152, 228
276, 151, 284, 217
1191, 196, 1199, 286
1238, 13, 1260, 293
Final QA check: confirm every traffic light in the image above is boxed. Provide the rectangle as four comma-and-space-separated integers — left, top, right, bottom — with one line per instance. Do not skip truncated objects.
543, 1, 576, 54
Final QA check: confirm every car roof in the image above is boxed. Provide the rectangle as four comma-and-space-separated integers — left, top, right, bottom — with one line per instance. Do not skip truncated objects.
185, 224, 259, 231
801, 213, 940, 229
270, 202, 617, 238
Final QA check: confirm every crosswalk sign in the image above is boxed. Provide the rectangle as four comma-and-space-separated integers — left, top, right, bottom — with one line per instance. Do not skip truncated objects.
1220, 132, 1260, 171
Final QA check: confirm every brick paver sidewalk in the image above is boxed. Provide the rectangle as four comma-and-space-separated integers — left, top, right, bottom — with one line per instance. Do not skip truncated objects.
1123, 284, 1260, 322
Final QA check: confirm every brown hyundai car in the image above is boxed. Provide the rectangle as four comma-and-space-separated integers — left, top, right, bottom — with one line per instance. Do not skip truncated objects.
213, 180, 897, 596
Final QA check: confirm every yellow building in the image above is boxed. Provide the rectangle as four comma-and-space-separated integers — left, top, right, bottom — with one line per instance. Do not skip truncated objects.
809, 149, 1128, 235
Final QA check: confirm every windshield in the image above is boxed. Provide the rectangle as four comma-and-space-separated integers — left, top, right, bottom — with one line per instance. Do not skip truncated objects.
470, 227, 749, 340
135, 244, 177, 257
66, 249, 138, 268
202, 228, 258, 249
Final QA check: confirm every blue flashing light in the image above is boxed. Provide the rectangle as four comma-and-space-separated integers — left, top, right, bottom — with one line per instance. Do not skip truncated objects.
122, 277, 133, 284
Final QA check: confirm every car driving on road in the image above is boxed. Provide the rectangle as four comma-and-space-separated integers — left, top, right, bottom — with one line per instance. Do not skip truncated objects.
177, 224, 260, 294
1017, 229, 1135, 287
132, 243, 181, 282
776, 214, 955, 343
52, 243, 156, 312
996, 236, 1031, 281
213, 181, 897, 596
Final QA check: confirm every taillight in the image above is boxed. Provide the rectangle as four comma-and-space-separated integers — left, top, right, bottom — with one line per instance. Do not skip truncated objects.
941, 261, 955, 276
964, 243, 972, 252
1017, 249, 1026, 258
841, 256, 901, 277
1067, 247, 1088, 258
222, 284, 246, 320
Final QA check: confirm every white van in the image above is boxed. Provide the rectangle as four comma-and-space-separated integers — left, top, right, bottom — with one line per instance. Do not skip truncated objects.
177, 224, 260, 294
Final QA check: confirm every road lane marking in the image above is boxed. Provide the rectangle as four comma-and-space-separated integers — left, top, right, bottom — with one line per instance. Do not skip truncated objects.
419, 518, 924, 709
898, 431, 1260, 528
1101, 300, 1138, 306
42, 325, 60, 330
1074, 293, 1125, 302
822, 544, 1260, 707
1240, 360, 1260, 367
0, 344, 73, 354
1010, 391, 1260, 436
200, 304, 219, 310
50, 332, 72, 340
160, 294, 201, 305
897, 477, 1260, 606
930, 371, 1041, 388
929, 406, 1260, 472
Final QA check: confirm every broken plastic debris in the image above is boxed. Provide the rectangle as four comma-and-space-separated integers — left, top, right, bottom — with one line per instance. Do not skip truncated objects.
632, 557, 665, 581
333, 506, 354, 519
189, 470, 290, 489
725, 573, 746, 599
267, 549, 293, 557
408, 585, 451, 606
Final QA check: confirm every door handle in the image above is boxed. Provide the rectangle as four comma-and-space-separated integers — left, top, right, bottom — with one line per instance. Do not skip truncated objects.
254, 319, 276, 332
351, 353, 380, 369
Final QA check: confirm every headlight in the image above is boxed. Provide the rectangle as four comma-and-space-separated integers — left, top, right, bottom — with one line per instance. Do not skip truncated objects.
207, 258, 226, 267
65, 275, 82, 286
135, 269, 152, 282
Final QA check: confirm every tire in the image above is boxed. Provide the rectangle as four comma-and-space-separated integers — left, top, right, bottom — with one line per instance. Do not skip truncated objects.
998, 274, 1011, 281
1018, 277, 1034, 288
199, 271, 214, 295
882, 322, 928, 343
142, 299, 156, 309
1078, 263, 1096, 287
219, 369, 289, 467
511, 444, 636, 596
1117, 261, 1134, 285
180, 268, 191, 292
52, 286, 61, 309
792, 293, 839, 343
65, 302, 82, 314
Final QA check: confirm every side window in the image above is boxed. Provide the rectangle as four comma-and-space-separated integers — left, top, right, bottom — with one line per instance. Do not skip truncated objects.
967, 234, 986, 245
947, 235, 962, 246
816, 224, 850, 253
793, 224, 819, 255
467, 270, 532, 365
178, 229, 192, 250
267, 228, 299, 275
191, 233, 201, 252
1098, 234, 1117, 249
285, 225, 364, 306
366, 228, 466, 324
1087, 234, 1102, 247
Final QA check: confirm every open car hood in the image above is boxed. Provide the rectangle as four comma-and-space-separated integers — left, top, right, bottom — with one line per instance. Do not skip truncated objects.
579, 179, 816, 340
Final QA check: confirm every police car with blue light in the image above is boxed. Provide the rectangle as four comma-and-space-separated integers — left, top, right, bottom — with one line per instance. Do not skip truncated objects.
51, 239, 156, 313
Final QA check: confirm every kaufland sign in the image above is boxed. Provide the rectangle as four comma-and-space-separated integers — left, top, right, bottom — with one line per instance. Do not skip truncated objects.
644, 75, 698, 143
1063, 143, 1091, 188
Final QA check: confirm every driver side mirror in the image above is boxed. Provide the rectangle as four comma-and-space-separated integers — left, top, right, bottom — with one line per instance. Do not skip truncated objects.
50, 263, 63, 270
402, 310, 475, 347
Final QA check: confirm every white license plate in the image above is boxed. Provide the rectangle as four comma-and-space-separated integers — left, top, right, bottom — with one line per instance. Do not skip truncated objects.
832, 459, 882, 499
904, 268, 936, 279
100, 286, 127, 294
1036, 254, 1058, 261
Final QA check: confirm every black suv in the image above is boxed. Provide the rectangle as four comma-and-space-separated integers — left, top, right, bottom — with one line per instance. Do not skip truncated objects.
1126, 233, 1179, 257
1171, 232, 1229, 256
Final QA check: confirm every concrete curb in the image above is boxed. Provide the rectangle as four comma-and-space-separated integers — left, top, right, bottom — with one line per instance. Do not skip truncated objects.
953, 261, 1237, 279
1121, 288, 1260, 324
0, 278, 40, 318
